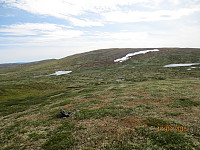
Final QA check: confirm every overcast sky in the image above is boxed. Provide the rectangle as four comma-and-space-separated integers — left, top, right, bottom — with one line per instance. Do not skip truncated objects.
0, 0, 200, 63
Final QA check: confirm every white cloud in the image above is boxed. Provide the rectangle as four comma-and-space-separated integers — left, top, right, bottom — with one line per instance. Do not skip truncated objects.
1, 23, 200, 48
68, 18, 104, 27
93, 32, 148, 41
3, 0, 144, 15
103, 7, 200, 23
3, 0, 200, 26
1, 26, 200, 63
3, 0, 117, 26
0, 23, 83, 40
1, 0, 200, 63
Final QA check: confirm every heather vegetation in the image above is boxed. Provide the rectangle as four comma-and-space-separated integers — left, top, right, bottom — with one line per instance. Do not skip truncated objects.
0, 48, 199, 149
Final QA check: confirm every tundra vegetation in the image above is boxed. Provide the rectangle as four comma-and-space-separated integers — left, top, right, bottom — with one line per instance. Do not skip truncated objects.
0, 48, 200, 149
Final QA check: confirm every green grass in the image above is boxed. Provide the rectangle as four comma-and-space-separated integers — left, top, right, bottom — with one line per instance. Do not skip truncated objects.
135, 127, 199, 150
0, 48, 200, 149
164, 111, 182, 116
50, 99, 72, 108
28, 132, 46, 141
169, 98, 200, 108
144, 117, 169, 127
42, 122, 76, 150
75, 106, 135, 120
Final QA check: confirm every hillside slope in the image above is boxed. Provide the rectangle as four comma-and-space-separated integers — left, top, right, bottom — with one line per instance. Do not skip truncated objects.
0, 48, 200, 150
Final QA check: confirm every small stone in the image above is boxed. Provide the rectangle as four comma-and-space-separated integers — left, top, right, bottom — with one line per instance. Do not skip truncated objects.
131, 95, 137, 98
57, 109, 77, 119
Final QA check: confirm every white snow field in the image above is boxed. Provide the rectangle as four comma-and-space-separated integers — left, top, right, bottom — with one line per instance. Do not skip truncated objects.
114, 49, 159, 63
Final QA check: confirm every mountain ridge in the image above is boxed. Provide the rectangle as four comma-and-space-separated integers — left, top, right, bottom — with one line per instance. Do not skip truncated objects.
1, 48, 199, 72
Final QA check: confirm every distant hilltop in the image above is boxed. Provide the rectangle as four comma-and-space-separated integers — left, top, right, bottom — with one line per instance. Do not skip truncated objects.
0, 63, 25, 67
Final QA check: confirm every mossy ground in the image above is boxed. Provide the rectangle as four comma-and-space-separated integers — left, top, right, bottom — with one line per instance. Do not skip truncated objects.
0, 48, 200, 149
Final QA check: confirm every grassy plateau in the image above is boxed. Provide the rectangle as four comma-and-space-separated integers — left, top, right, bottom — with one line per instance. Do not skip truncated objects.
0, 48, 200, 150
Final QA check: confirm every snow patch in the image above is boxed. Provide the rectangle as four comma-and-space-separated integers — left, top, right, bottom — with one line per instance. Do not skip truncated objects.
49, 71, 72, 76
164, 63, 200, 67
35, 71, 72, 77
114, 49, 159, 63
116, 79, 125, 81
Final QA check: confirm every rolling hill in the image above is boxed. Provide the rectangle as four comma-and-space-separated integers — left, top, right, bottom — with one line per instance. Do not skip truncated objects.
0, 48, 200, 150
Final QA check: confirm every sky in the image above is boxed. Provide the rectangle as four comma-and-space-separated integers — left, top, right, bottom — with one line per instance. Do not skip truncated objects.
0, 0, 200, 63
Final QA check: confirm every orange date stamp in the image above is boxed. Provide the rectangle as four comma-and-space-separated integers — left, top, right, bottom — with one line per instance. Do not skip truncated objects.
158, 126, 187, 132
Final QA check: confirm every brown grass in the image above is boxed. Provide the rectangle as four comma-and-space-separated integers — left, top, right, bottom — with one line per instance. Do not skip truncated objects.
18, 114, 38, 121
61, 104, 73, 109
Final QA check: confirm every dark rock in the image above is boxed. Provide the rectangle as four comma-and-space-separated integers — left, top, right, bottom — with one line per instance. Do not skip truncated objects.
57, 109, 76, 119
